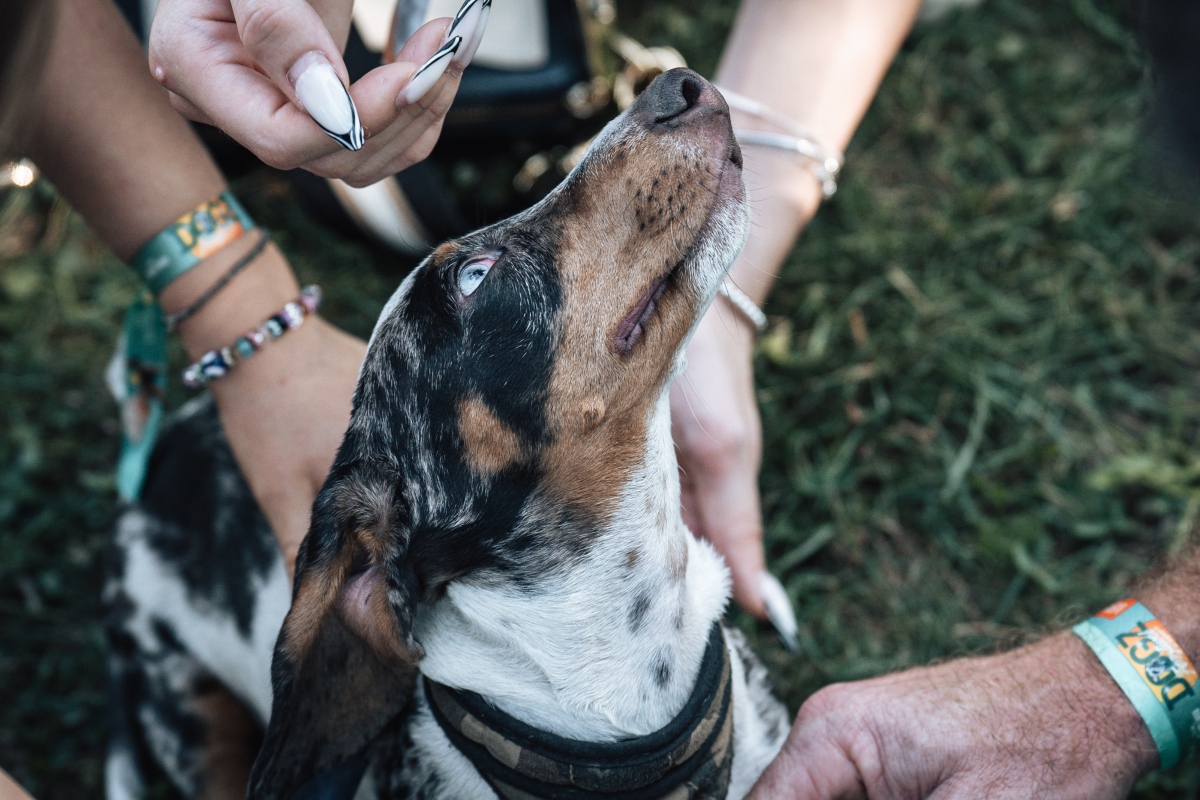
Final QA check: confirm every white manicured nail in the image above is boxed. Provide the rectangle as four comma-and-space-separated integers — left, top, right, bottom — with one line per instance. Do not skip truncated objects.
399, 37, 460, 106
445, 0, 482, 42
291, 53, 364, 151
759, 572, 798, 652
455, 0, 490, 69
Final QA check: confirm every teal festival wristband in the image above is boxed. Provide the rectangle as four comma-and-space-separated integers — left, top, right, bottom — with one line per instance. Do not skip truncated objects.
1073, 599, 1200, 769
130, 191, 257, 294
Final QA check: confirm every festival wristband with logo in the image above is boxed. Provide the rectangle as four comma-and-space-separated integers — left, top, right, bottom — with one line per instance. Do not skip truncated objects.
1073, 599, 1200, 769
130, 191, 257, 294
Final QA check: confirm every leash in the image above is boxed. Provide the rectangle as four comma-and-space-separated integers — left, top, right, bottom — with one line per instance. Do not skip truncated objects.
424, 623, 734, 800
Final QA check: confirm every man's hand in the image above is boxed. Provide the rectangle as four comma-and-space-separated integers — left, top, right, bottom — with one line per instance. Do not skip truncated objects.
149, 0, 479, 186
749, 632, 1158, 799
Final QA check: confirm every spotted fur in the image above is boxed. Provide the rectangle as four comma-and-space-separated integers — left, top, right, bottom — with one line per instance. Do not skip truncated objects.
106, 69, 788, 800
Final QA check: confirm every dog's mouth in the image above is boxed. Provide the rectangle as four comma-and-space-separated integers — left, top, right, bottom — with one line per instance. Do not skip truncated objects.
611, 127, 744, 358
613, 266, 676, 356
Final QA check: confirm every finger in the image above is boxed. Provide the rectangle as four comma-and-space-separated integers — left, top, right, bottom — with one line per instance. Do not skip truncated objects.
230, 0, 365, 150
445, 0, 491, 77
305, 23, 462, 182
339, 112, 446, 187
149, 6, 348, 167
747, 715, 869, 800
331, 75, 457, 185
671, 377, 769, 618
692, 450, 769, 616
167, 89, 216, 127
393, 17, 460, 106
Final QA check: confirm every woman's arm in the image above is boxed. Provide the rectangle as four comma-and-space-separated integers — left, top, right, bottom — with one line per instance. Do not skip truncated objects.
673, 0, 923, 619
717, 0, 925, 303
25, 0, 363, 577
0, 769, 34, 800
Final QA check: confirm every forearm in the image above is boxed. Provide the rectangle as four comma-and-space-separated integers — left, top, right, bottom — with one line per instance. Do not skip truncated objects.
1009, 548, 1200, 787
25, 0, 300, 354
716, 0, 922, 303
0, 769, 33, 800
27, 0, 225, 260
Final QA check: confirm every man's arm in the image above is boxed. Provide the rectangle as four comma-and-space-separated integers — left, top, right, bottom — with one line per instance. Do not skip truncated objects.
747, 549, 1200, 798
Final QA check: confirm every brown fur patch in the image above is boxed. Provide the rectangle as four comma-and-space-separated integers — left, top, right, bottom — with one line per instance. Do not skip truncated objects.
458, 394, 524, 476
279, 547, 354, 666
280, 477, 409, 667
192, 685, 262, 800
538, 122, 730, 524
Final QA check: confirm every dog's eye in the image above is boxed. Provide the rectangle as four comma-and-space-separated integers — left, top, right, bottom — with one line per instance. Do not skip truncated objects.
458, 257, 495, 298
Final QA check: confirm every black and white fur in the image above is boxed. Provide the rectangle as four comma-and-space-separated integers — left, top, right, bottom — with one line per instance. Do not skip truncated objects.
106, 69, 789, 800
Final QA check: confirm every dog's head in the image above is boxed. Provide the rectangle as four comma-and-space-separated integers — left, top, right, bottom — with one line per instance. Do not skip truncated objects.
250, 69, 746, 797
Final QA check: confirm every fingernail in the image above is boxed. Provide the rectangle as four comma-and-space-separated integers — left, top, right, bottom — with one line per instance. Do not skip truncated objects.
448, 0, 490, 69
759, 571, 798, 652
291, 52, 364, 151
399, 36, 460, 106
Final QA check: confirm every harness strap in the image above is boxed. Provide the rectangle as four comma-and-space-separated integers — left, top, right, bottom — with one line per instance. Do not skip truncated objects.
424, 623, 734, 800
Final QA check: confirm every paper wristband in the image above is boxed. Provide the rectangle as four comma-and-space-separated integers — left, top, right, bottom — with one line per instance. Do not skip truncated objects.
130, 191, 257, 294
1073, 599, 1200, 769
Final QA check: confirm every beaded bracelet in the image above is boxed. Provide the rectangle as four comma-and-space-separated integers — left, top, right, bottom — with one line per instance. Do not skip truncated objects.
182, 285, 322, 389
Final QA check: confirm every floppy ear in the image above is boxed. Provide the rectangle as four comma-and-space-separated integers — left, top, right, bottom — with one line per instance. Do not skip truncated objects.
248, 467, 422, 800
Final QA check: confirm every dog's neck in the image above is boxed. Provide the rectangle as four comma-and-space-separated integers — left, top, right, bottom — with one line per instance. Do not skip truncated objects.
414, 387, 730, 742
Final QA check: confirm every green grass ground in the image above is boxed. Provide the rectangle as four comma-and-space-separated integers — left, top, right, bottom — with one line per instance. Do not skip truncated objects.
4, 0, 1200, 796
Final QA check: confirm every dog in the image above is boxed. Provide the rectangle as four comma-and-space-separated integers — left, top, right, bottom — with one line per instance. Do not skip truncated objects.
105, 68, 790, 800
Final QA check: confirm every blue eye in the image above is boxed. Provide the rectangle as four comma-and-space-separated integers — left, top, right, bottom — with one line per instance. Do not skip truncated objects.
458, 258, 494, 297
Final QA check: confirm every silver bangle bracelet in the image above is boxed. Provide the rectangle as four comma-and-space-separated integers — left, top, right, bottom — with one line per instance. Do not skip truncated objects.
714, 84, 844, 199
735, 129, 841, 199
717, 282, 768, 333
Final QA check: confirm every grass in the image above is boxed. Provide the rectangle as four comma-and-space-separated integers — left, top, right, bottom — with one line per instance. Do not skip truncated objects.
4, 0, 1200, 796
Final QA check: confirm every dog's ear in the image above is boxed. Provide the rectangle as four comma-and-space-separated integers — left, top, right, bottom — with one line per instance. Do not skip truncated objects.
248, 467, 421, 800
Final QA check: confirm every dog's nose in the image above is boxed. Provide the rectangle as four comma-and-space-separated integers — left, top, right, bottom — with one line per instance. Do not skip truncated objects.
635, 68, 727, 127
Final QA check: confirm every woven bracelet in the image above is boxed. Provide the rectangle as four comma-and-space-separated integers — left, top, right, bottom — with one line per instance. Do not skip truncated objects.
131, 191, 257, 294
164, 228, 271, 331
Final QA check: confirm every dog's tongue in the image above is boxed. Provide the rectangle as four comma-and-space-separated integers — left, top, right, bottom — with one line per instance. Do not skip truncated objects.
614, 275, 669, 355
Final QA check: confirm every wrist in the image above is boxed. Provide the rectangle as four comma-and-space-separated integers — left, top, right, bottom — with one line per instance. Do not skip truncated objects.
1060, 632, 1160, 778
724, 113, 824, 306
732, 109, 824, 221
1067, 597, 1195, 778
160, 239, 301, 360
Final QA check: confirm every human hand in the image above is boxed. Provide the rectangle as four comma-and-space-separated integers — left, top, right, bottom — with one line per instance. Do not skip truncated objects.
209, 316, 365, 578
672, 297, 796, 640
163, 239, 365, 579
148, 0, 489, 186
748, 632, 1158, 799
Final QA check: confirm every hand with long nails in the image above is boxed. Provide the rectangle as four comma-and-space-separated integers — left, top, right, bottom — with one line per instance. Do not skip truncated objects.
148, 0, 491, 186
673, 296, 798, 649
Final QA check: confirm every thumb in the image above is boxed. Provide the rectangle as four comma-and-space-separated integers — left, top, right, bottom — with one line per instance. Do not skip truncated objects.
232, 0, 364, 150
747, 704, 869, 800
